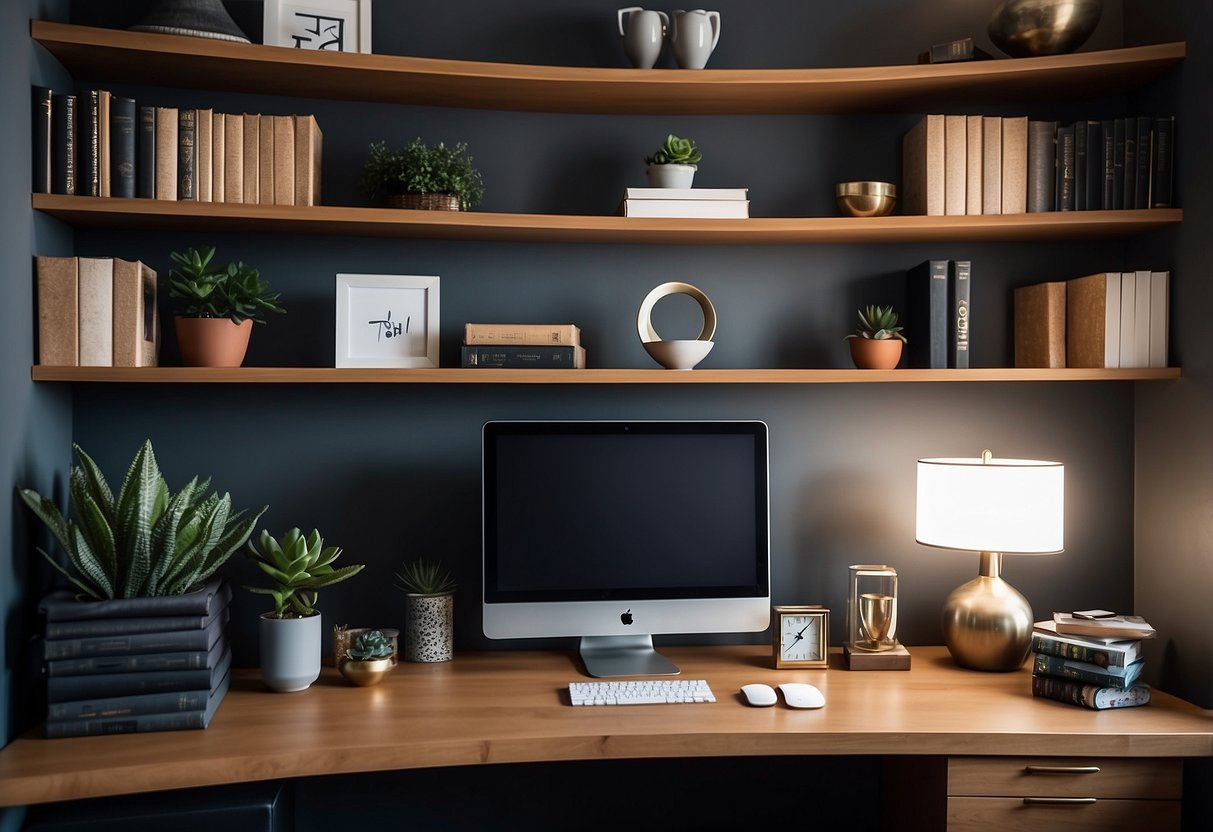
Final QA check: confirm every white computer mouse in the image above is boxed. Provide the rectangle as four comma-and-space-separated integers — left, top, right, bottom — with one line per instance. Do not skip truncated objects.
778, 682, 825, 709
740, 683, 778, 707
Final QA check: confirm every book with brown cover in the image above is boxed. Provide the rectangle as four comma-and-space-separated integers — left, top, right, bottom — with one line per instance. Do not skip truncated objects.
981, 116, 1001, 214
196, 108, 212, 202
1013, 281, 1066, 368
153, 106, 177, 200
1066, 272, 1121, 368
294, 114, 322, 206
272, 115, 295, 205
36, 256, 79, 366
901, 114, 944, 216
223, 112, 243, 203
242, 113, 259, 204
112, 259, 160, 368
34, 86, 52, 194
944, 114, 966, 216
464, 323, 581, 346
258, 115, 274, 204
1000, 115, 1028, 214
964, 114, 982, 215
97, 90, 111, 197
78, 258, 114, 367
212, 113, 225, 203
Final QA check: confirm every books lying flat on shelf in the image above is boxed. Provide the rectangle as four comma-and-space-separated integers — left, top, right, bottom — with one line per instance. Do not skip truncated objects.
39, 575, 229, 622
48, 680, 219, 722
464, 323, 580, 346
43, 606, 228, 661
1031, 673, 1151, 710
1053, 612, 1156, 640
461, 344, 586, 369
621, 187, 749, 218
623, 187, 748, 201
916, 37, 992, 64
45, 666, 230, 738
1031, 622, 1143, 668
47, 641, 230, 703
1032, 653, 1145, 689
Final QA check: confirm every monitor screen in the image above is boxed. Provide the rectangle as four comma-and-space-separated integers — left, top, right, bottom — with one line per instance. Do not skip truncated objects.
482, 421, 770, 676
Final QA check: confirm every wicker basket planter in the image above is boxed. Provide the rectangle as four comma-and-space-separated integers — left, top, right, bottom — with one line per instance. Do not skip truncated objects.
387, 193, 461, 211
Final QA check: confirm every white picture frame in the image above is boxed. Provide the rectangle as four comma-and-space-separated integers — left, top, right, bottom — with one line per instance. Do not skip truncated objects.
335, 274, 439, 368
264, 0, 372, 53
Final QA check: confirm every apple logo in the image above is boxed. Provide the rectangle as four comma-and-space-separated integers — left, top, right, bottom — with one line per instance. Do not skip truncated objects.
620, 609, 633, 625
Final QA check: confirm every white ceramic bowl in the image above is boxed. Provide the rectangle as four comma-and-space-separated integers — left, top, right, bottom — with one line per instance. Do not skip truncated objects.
643, 339, 714, 370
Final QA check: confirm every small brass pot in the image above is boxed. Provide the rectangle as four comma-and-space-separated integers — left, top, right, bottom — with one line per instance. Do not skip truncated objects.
338, 657, 394, 686
836, 181, 897, 217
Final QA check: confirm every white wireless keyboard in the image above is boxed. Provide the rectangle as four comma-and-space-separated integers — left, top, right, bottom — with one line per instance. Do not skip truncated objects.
568, 678, 716, 706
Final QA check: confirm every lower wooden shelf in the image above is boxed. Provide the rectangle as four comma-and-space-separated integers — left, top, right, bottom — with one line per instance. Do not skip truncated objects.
30, 367, 1182, 384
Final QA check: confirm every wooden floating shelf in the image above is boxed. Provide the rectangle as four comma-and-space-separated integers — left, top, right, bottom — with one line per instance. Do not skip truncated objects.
31, 367, 1182, 384
32, 21, 1184, 114
32, 195, 1182, 245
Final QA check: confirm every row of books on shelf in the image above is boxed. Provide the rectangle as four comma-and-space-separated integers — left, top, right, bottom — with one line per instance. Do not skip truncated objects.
460, 322, 586, 368
901, 113, 1174, 217
33, 86, 322, 205
38, 577, 232, 738
1014, 270, 1169, 369
1030, 613, 1156, 711
619, 187, 750, 219
35, 256, 161, 368
906, 259, 970, 369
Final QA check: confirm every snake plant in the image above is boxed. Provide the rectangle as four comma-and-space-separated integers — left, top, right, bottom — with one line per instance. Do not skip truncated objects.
244, 528, 364, 618
17, 440, 267, 599
394, 558, 457, 596
346, 629, 393, 661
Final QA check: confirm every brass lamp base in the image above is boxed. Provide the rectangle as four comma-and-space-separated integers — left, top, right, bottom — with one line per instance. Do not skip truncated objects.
941, 552, 1034, 672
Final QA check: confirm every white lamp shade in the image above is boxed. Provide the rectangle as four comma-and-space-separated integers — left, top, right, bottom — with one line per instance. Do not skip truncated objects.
916, 457, 1064, 554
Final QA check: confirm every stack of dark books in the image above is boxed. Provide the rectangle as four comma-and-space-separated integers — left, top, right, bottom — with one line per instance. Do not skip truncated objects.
1030, 612, 1155, 711
39, 576, 232, 738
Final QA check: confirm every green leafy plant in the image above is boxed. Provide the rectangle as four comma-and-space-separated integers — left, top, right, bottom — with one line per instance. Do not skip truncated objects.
168, 245, 286, 324
17, 440, 267, 600
244, 528, 364, 618
361, 139, 486, 209
844, 305, 907, 342
395, 558, 457, 595
645, 133, 702, 166
345, 629, 393, 661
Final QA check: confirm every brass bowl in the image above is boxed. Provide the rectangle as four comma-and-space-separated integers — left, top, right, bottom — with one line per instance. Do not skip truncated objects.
338, 657, 394, 686
989, 0, 1103, 58
835, 181, 897, 218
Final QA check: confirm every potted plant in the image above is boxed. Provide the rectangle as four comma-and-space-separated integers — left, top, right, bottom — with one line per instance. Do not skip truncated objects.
645, 133, 701, 188
361, 138, 485, 211
168, 245, 285, 368
395, 558, 456, 662
845, 305, 907, 369
338, 629, 395, 686
243, 528, 364, 692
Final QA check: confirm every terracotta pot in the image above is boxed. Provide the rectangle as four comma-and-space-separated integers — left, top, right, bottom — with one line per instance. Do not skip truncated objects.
175, 317, 253, 367
387, 193, 461, 211
849, 338, 903, 370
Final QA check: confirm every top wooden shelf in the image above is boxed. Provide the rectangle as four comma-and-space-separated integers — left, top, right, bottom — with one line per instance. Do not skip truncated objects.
32, 21, 1185, 115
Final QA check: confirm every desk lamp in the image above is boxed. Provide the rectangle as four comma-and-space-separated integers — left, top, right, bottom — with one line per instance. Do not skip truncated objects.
916, 450, 1064, 671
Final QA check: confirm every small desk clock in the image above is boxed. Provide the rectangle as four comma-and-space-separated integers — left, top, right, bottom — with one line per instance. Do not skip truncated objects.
773, 605, 830, 669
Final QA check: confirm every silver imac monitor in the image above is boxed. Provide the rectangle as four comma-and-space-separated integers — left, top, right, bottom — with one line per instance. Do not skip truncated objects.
482, 420, 771, 677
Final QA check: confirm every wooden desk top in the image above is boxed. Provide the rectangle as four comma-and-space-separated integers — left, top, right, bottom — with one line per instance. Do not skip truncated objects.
1, 645, 1210, 806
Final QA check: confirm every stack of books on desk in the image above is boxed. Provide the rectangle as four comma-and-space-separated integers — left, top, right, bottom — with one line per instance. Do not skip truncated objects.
39, 577, 232, 738
461, 322, 585, 368
620, 187, 749, 218
1029, 613, 1156, 710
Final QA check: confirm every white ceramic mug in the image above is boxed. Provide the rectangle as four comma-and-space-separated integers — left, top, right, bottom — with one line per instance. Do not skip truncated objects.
617, 7, 669, 69
671, 9, 721, 69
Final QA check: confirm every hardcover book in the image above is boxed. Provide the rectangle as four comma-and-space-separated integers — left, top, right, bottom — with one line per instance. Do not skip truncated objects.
1000, 115, 1028, 214
178, 108, 197, 200
948, 260, 971, 368
1132, 269, 1151, 369
196, 108, 213, 202
1100, 117, 1115, 209
1119, 271, 1137, 368
242, 113, 260, 204
294, 114, 323, 206
622, 198, 749, 218
77, 257, 115, 367
1026, 120, 1056, 213
981, 115, 1001, 214
1082, 119, 1102, 210
110, 95, 136, 198
43, 607, 229, 660
272, 114, 295, 206
1149, 271, 1170, 369
154, 106, 178, 200
943, 114, 967, 215
35, 256, 79, 367
461, 344, 586, 369
97, 89, 111, 197
47, 641, 229, 703
137, 105, 155, 199
1122, 116, 1137, 209
48, 681, 217, 722
212, 112, 226, 202
464, 323, 581, 346
1013, 281, 1066, 368
112, 259, 160, 368
1031, 625, 1143, 669
1031, 673, 1151, 710
80, 89, 99, 197
901, 114, 944, 216
1053, 612, 1156, 640
1112, 117, 1126, 209
224, 111, 243, 203
1073, 119, 1087, 211
49, 646, 222, 677
906, 259, 948, 369
51, 92, 76, 195
1032, 653, 1145, 689
623, 187, 748, 201
1134, 116, 1152, 209
1066, 272, 1121, 369
34, 86, 52, 193
39, 575, 228, 622
258, 114, 274, 204
965, 114, 982, 215
1055, 124, 1075, 211
916, 37, 992, 64
1151, 115, 1175, 208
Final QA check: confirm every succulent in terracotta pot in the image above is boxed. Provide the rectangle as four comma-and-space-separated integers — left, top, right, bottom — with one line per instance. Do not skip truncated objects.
844, 305, 906, 370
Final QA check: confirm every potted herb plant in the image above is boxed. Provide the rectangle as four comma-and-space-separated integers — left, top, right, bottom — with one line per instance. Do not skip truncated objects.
645, 133, 701, 188
844, 305, 907, 369
243, 528, 364, 692
395, 558, 456, 662
338, 629, 395, 686
168, 245, 285, 368
361, 138, 485, 211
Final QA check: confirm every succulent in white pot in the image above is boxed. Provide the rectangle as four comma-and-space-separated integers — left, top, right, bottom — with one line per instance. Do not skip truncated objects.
645, 133, 701, 188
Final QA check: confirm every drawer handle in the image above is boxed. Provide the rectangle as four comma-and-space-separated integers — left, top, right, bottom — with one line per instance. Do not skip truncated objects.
1024, 765, 1101, 775
1023, 797, 1099, 805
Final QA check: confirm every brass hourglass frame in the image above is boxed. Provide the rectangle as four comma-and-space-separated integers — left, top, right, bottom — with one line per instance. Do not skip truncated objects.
847, 565, 900, 653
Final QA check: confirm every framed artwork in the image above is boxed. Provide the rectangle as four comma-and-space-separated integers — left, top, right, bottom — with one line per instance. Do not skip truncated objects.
335, 274, 439, 368
264, 0, 372, 53
772, 605, 830, 669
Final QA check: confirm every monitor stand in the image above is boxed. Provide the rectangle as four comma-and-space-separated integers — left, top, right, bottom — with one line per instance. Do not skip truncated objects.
578, 634, 680, 677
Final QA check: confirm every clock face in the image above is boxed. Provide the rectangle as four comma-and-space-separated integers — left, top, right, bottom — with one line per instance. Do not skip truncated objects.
773, 606, 829, 668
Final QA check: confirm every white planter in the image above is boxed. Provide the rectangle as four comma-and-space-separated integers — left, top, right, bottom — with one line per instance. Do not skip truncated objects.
405, 593, 453, 662
646, 163, 697, 188
259, 612, 322, 692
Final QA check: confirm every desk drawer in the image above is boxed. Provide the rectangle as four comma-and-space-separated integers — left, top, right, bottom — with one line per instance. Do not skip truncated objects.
947, 796, 1180, 832
948, 757, 1181, 799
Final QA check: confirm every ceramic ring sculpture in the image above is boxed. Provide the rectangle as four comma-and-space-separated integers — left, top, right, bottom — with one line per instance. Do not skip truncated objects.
637, 281, 717, 370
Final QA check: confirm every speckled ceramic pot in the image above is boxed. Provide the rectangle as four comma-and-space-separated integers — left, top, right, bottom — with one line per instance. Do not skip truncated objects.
405, 593, 453, 662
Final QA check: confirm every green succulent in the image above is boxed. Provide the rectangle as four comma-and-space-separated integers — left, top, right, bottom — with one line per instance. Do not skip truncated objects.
346, 629, 393, 661
168, 245, 285, 324
17, 440, 266, 600
646, 133, 702, 166
844, 305, 907, 342
361, 138, 485, 209
244, 528, 364, 618
395, 558, 457, 596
